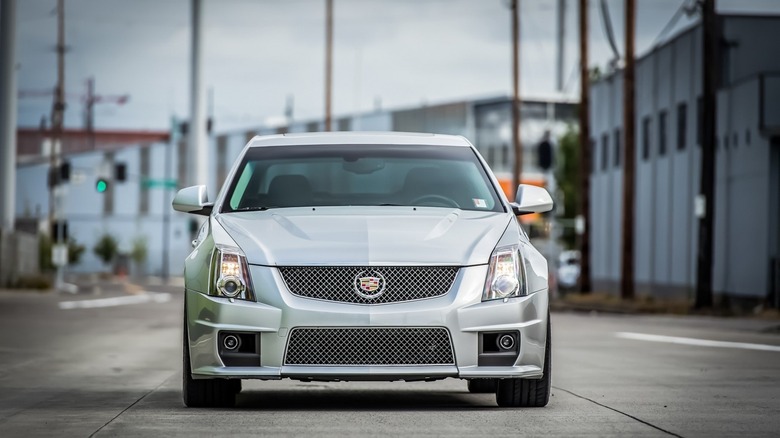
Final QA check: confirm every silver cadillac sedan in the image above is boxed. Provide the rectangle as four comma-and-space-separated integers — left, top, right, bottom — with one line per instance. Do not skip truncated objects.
173, 132, 553, 408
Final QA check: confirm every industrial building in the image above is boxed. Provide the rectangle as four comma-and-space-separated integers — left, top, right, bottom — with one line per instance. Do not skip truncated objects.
14, 95, 576, 276
588, 14, 780, 303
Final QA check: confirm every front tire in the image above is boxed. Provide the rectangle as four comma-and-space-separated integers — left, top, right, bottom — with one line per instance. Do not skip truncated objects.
182, 316, 237, 408
495, 314, 552, 407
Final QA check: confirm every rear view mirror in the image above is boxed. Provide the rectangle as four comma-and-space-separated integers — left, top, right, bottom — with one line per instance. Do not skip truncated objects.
512, 184, 553, 215
172, 185, 213, 216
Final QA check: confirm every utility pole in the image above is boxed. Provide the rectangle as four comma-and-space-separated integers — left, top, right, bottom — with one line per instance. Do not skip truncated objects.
578, 0, 592, 294
82, 78, 128, 150
695, 0, 717, 309
556, 0, 566, 92
511, 0, 523, 196
50, 0, 66, 290
85, 77, 94, 149
188, 0, 207, 187
0, 0, 18, 231
620, 0, 636, 299
325, 0, 333, 131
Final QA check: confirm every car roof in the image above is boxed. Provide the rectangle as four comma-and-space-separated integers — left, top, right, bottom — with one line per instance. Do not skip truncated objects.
246, 131, 473, 148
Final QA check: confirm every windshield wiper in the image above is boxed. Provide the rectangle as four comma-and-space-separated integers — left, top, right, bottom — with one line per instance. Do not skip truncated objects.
231, 206, 271, 212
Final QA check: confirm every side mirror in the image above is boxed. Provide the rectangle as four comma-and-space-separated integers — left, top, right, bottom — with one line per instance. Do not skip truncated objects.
511, 184, 553, 215
172, 185, 213, 216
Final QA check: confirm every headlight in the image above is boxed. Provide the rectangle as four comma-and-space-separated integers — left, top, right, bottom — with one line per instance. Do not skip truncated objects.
211, 245, 255, 301
482, 244, 527, 301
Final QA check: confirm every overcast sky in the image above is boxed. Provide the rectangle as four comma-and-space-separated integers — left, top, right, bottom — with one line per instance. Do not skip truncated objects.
12, 0, 780, 133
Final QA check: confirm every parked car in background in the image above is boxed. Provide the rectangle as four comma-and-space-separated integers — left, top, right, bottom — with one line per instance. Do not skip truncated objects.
173, 132, 554, 408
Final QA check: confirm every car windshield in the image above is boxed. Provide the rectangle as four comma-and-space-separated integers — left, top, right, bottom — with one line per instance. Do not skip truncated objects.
221, 144, 503, 213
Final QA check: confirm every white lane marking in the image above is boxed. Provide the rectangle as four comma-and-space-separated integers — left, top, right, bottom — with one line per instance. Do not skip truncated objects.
615, 332, 780, 352
59, 292, 171, 310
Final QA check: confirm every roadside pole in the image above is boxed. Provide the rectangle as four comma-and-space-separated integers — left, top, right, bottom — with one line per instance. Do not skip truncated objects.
510, 0, 523, 197
325, 0, 333, 131
620, 0, 636, 300
162, 118, 177, 283
50, 0, 68, 292
0, 0, 17, 232
577, 0, 592, 294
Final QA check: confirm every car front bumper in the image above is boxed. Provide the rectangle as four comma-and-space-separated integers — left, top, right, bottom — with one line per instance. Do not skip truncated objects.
186, 264, 549, 381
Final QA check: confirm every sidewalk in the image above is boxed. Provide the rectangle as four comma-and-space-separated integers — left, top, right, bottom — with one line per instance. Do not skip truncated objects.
1, 273, 185, 295
552, 291, 780, 320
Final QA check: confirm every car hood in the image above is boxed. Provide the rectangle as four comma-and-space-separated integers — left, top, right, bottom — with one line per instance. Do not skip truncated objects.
216, 206, 510, 266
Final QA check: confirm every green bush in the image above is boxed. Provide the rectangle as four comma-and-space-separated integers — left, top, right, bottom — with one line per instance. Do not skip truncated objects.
93, 233, 119, 265
11, 275, 52, 290
39, 234, 87, 272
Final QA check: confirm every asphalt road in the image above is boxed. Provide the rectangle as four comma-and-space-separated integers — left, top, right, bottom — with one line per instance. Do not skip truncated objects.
1, 285, 779, 437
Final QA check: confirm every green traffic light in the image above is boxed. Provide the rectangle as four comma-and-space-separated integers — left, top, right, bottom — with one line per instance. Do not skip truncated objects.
96, 179, 108, 193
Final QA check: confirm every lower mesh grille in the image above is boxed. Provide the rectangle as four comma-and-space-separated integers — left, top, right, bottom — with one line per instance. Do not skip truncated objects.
284, 327, 455, 366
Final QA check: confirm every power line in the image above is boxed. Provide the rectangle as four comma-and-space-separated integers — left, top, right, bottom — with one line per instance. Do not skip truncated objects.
651, 0, 696, 48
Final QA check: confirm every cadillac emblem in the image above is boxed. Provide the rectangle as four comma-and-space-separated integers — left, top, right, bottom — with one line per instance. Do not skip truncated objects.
354, 271, 386, 299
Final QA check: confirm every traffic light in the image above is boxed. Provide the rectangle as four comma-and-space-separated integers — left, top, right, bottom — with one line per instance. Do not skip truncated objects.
115, 163, 127, 182
96, 178, 109, 193
50, 220, 69, 241
47, 161, 72, 188
60, 161, 71, 181
537, 140, 554, 171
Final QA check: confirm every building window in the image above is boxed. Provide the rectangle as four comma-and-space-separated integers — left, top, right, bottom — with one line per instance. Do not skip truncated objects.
642, 117, 651, 161
746, 129, 751, 146
613, 129, 621, 167
658, 111, 668, 156
724, 133, 729, 149
696, 96, 702, 147
601, 134, 609, 171
677, 102, 687, 151
733, 132, 738, 148
139, 146, 150, 215
488, 147, 495, 169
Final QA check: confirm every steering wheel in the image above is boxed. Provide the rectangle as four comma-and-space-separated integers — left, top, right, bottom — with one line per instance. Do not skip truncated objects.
409, 194, 460, 208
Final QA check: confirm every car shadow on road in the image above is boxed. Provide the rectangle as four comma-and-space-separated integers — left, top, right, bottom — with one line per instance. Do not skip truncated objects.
233, 388, 497, 411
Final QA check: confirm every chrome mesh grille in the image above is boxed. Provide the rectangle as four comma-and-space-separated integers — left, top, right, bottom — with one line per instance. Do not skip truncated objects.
284, 327, 455, 366
278, 266, 458, 304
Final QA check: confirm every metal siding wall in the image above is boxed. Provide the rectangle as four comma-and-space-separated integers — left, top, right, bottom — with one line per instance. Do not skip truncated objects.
670, 34, 692, 288
610, 73, 624, 283
635, 56, 654, 285
590, 82, 606, 282
720, 80, 769, 297
713, 91, 730, 293
653, 45, 673, 286
724, 17, 780, 87
689, 27, 703, 287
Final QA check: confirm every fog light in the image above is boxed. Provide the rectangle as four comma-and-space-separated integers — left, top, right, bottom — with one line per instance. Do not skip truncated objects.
223, 334, 240, 351
497, 334, 515, 350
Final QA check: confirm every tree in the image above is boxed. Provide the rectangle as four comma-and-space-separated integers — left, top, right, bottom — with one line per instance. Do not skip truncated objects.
555, 125, 580, 249
38, 234, 86, 271
93, 233, 119, 266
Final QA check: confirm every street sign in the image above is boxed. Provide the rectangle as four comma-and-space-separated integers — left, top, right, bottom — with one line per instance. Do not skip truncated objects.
142, 178, 178, 189
52, 244, 68, 267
